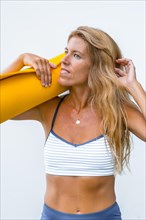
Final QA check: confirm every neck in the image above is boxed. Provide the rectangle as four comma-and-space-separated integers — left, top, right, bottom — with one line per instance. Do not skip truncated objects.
67, 86, 91, 113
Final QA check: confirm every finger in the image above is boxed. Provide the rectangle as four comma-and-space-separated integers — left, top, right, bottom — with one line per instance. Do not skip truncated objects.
46, 61, 52, 86
115, 68, 127, 76
43, 60, 50, 87
116, 59, 136, 74
33, 63, 41, 80
44, 73, 49, 87
125, 65, 129, 73
39, 59, 47, 87
116, 58, 132, 62
49, 62, 57, 68
34, 59, 45, 86
116, 58, 134, 66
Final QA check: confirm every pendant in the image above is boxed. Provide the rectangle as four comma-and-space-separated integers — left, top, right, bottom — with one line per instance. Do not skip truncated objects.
76, 119, 80, 125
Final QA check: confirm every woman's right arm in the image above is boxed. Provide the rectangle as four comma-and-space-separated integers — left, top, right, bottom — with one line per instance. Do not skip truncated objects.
2, 54, 25, 74
1, 53, 57, 121
2, 53, 56, 87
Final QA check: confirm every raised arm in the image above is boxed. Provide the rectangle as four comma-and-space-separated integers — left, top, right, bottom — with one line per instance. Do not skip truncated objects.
2, 54, 25, 73
2, 53, 56, 87
115, 59, 146, 141
1, 53, 57, 121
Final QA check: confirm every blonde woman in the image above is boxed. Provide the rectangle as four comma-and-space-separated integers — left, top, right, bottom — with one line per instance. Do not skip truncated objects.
2, 26, 146, 220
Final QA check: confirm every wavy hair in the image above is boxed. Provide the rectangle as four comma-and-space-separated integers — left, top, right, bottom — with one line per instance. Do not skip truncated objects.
68, 26, 137, 173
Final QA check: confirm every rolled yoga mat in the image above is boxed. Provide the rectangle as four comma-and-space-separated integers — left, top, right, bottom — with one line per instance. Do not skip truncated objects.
0, 53, 67, 124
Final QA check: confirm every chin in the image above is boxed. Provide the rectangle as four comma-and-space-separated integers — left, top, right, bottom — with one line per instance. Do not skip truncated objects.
58, 78, 71, 87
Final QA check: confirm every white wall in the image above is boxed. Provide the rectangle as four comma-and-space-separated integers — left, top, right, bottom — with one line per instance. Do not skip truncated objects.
1, 1, 145, 219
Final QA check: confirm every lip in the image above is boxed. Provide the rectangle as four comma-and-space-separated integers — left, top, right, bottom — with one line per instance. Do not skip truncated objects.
60, 68, 70, 75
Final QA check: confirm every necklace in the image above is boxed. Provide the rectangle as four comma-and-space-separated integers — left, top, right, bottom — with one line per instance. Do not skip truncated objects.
76, 119, 80, 125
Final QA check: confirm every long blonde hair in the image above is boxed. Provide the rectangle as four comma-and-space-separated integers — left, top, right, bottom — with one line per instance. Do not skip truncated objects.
68, 26, 137, 173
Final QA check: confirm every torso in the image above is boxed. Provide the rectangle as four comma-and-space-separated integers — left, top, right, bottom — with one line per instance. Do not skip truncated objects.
40, 96, 116, 214
44, 175, 115, 214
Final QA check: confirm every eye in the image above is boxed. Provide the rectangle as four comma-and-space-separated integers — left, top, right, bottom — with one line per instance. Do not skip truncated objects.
74, 54, 81, 59
64, 50, 68, 54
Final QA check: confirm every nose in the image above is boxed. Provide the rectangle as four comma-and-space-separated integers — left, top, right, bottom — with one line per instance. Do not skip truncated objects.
61, 53, 70, 65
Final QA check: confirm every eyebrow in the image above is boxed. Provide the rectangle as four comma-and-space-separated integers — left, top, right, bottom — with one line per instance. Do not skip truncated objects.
65, 47, 84, 56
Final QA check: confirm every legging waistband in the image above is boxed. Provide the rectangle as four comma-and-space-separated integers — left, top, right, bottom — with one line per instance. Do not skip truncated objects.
41, 202, 122, 220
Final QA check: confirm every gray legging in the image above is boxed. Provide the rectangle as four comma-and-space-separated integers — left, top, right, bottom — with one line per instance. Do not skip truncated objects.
41, 202, 122, 220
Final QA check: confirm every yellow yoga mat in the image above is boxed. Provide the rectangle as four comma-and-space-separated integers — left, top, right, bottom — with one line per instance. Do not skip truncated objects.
0, 53, 67, 124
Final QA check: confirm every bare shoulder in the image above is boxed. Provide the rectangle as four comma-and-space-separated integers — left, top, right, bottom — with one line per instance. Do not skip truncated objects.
123, 103, 146, 141
38, 96, 63, 137
38, 96, 61, 121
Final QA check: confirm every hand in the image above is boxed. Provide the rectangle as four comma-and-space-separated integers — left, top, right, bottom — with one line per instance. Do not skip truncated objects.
115, 58, 137, 90
20, 53, 57, 87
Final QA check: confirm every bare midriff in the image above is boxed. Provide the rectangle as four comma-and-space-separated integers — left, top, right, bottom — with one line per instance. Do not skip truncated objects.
44, 174, 116, 214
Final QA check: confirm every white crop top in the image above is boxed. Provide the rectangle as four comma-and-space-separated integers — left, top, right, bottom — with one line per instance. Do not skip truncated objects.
44, 96, 115, 176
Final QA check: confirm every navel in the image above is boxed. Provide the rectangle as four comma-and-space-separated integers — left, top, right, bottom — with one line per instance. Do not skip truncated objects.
76, 208, 81, 214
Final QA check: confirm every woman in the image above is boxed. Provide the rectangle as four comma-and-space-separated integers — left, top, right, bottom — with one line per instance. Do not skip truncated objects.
2, 26, 146, 220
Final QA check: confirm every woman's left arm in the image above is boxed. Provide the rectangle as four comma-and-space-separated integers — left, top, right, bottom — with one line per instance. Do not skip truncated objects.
115, 58, 146, 141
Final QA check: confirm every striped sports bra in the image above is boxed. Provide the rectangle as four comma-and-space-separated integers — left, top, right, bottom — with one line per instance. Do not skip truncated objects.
44, 96, 115, 176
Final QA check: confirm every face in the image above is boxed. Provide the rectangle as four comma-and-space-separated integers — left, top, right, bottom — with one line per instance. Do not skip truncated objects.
58, 36, 91, 87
